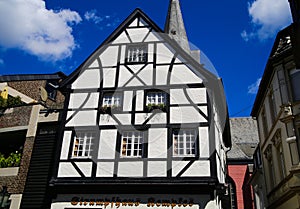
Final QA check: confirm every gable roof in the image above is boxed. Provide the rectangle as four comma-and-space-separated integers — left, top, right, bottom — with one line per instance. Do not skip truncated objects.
60, 8, 219, 89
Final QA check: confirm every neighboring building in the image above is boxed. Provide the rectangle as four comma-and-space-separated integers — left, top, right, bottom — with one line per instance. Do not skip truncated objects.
49, 1, 231, 209
251, 0, 300, 208
0, 73, 65, 209
227, 117, 259, 209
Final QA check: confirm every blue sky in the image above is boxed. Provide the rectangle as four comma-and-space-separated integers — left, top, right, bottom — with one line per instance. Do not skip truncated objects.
0, 0, 292, 117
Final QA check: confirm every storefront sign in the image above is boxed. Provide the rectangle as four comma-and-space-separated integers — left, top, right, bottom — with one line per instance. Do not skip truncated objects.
71, 197, 194, 208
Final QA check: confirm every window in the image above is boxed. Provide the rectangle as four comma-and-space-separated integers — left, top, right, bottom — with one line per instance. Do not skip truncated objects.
173, 129, 197, 157
72, 132, 94, 158
102, 93, 122, 108
290, 68, 300, 101
261, 108, 268, 138
272, 130, 286, 179
127, 45, 147, 63
146, 92, 166, 105
146, 91, 167, 111
268, 89, 277, 123
264, 144, 275, 189
121, 131, 144, 157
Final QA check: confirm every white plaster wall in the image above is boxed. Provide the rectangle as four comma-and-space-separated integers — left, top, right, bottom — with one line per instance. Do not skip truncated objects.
112, 31, 130, 44
118, 161, 143, 177
98, 130, 117, 159
127, 28, 150, 43
135, 90, 144, 111
96, 162, 115, 177
144, 31, 162, 42
147, 161, 167, 177
135, 113, 167, 125
88, 59, 99, 68
170, 107, 206, 124
60, 131, 72, 160
172, 161, 189, 177
114, 114, 132, 125
148, 128, 168, 158
123, 91, 133, 111
75, 162, 93, 177
58, 162, 80, 177
68, 93, 99, 109
170, 89, 190, 104
129, 18, 138, 27
103, 67, 117, 88
156, 65, 169, 86
135, 65, 153, 86
170, 88, 206, 105
171, 65, 202, 84
187, 88, 207, 103
99, 115, 117, 126
120, 45, 126, 65
156, 43, 174, 64
199, 127, 209, 158
118, 65, 136, 87
72, 69, 101, 89
148, 43, 154, 63
100, 46, 119, 67
66, 110, 97, 127
172, 161, 210, 177
181, 161, 210, 177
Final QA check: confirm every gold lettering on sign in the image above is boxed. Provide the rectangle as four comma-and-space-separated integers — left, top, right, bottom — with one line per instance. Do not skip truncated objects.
71, 197, 194, 208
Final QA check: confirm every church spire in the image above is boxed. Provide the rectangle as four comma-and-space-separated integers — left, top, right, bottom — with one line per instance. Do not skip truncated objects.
288, 0, 300, 23
164, 0, 190, 53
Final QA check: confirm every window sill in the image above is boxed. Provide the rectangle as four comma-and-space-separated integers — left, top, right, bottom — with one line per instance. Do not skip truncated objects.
0, 167, 19, 176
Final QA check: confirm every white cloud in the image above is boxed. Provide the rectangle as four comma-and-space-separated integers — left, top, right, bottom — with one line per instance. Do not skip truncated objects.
248, 78, 262, 94
0, 0, 82, 61
84, 10, 120, 29
84, 10, 103, 24
242, 0, 292, 41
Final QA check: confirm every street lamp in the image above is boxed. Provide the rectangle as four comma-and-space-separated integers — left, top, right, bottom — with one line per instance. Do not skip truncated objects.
0, 186, 10, 209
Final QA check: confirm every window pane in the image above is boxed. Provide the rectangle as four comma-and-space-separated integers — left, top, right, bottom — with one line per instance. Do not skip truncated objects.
290, 69, 300, 101
121, 131, 143, 157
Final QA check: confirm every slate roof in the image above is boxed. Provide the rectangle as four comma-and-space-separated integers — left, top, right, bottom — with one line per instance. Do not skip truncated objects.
227, 117, 259, 161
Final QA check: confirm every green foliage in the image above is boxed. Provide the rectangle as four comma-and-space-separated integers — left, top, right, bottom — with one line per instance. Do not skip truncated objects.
147, 103, 166, 111
0, 96, 23, 109
0, 151, 22, 168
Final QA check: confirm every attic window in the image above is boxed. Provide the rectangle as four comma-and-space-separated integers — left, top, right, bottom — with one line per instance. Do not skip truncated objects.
126, 45, 147, 63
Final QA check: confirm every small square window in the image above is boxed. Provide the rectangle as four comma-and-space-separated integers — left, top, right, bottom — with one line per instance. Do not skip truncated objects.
146, 91, 167, 111
127, 45, 147, 63
173, 129, 197, 157
102, 93, 122, 108
72, 132, 94, 158
121, 131, 144, 157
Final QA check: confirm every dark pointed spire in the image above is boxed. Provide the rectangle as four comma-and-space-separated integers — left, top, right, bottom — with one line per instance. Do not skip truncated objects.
289, 0, 300, 23
164, 0, 190, 53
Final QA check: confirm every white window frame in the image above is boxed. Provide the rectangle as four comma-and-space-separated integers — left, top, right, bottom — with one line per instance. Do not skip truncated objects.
127, 45, 147, 63
173, 129, 197, 157
121, 131, 144, 158
146, 91, 166, 106
102, 93, 122, 107
72, 132, 94, 158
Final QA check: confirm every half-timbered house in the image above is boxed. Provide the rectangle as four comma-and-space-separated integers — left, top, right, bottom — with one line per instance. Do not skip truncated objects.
50, 1, 231, 209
